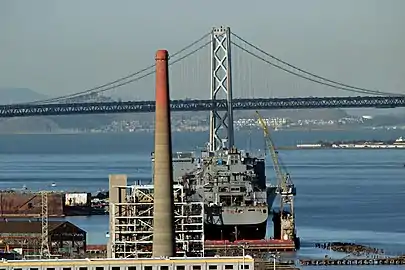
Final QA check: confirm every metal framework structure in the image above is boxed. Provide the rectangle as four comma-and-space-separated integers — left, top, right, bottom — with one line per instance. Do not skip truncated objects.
256, 111, 298, 246
209, 26, 234, 151
40, 191, 50, 258
0, 96, 404, 118
110, 184, 204, 258
0, 221, 86, 259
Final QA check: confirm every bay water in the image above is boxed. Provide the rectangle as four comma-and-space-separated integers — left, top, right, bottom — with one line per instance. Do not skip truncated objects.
0, 130, 404, 270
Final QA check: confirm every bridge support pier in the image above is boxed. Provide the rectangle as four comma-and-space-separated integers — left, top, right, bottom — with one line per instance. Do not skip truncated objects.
209, 26, 234, 152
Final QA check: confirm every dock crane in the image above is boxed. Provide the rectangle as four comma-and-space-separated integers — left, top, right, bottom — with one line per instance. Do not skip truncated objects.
40, 191, 50, 258
255, 111, 300, 249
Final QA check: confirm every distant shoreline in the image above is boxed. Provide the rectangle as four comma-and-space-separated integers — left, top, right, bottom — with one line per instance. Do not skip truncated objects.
277, 146, 405, 150
0, 126, 397, 135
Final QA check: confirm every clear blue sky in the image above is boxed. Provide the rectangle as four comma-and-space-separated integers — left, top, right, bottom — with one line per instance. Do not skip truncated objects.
0, 0, 404, 101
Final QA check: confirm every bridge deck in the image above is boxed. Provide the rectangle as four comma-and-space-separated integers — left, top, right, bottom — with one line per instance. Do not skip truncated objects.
1, 96, 404, 118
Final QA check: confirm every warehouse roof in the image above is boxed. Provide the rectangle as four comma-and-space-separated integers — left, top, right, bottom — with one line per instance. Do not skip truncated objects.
0, 220, 85, 234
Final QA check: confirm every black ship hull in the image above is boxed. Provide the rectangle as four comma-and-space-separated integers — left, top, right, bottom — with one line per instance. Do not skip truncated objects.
64, 205, 107, 216
204, 220, 267, 241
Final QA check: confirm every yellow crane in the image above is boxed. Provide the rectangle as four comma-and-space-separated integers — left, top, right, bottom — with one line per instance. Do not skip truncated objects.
255, 111, 295, 195
255, 111, 299, 247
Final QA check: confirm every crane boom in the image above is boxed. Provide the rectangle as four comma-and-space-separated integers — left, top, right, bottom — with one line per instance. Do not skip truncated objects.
40, 191, 50, 258
255, 111, 293, 194
255, 111, 299, 248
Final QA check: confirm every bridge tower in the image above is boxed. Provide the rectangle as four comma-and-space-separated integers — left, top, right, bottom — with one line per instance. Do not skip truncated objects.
209, 26, 234, 152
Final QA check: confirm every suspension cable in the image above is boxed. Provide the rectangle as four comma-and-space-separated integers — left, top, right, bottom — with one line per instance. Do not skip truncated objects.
232, 41, 402, 96
28, 32, 211, 104
56, 40, 212, 100
232, 32, 402, 96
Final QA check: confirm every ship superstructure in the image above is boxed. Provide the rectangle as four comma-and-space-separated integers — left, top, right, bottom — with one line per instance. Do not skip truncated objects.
151, 142, 278, 241
180, 145, 277, 241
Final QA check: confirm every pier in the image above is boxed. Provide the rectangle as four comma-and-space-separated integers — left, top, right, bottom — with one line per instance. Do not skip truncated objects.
299, 257, 405, 266
314, 242, 385, 256
255, 260, 299, 270
83, 239, 296, 259
205, 240, 296, 256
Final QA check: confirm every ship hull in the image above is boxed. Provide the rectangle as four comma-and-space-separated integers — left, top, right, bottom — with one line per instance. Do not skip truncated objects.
63, 205, 107, 216
204, 220, 267, 241
202, 185, 277, 241
204, 191, 274, 241
266, 185, 277, 208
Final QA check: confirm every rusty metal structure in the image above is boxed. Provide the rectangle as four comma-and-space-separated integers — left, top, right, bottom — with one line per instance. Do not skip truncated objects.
0, 221, 86, 258
40, 191, 50, 258
0, 191, 100, 217
0, 191, 64, 217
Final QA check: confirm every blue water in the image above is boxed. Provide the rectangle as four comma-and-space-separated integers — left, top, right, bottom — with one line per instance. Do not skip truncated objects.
0, 130, 404, 270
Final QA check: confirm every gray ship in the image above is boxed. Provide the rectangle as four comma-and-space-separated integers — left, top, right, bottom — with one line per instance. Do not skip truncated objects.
152, 144, 277, 241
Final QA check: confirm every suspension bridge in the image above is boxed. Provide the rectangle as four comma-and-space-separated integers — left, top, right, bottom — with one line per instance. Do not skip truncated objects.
2, 26, 403, 121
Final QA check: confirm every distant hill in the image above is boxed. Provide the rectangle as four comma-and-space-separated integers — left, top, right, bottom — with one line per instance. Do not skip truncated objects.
0, 117, 59, 134
0, 88, 115, 132
0, 88, 48, 104
0, 88, 55, 133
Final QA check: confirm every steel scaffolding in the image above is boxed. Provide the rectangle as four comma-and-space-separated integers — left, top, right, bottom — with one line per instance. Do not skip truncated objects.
110, 184, 204, 258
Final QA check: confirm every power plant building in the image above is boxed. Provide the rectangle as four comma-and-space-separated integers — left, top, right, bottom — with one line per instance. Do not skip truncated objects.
108, 182, 204, 258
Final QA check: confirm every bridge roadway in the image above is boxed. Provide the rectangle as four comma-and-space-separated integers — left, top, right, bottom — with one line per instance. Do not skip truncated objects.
0, 96, 404, 118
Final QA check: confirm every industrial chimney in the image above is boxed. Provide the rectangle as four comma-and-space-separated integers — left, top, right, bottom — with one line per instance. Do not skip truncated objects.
152, 50, 176, 257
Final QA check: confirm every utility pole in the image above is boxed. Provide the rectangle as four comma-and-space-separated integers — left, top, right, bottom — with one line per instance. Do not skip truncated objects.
40, 191, 50, 258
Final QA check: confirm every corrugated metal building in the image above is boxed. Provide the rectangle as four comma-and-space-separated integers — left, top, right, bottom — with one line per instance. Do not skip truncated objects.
0, 220, 86, 258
